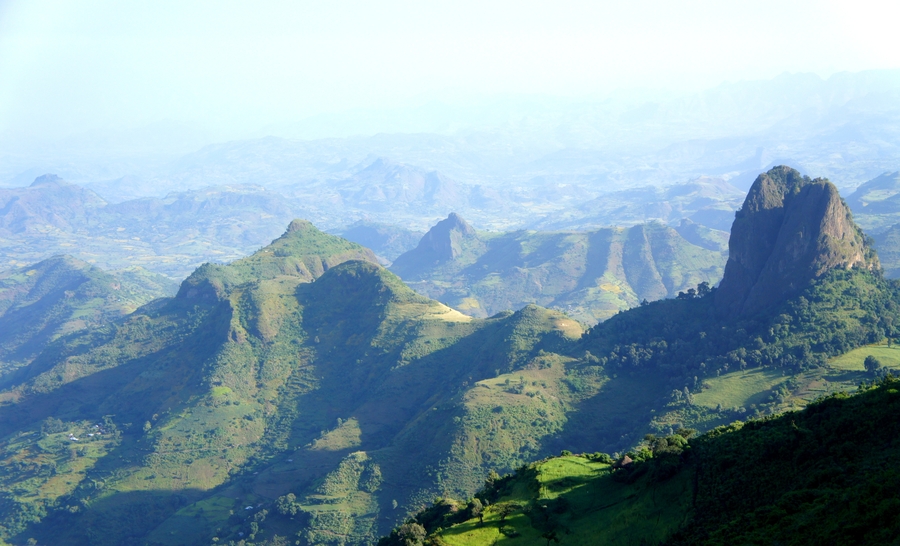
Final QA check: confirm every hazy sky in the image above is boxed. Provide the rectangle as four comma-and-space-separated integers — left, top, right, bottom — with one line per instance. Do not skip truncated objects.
1, 0, 899, 141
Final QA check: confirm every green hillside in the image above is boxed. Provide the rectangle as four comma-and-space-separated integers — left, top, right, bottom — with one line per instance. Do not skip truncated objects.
383, 375, 900, 545
0, 255, 176, 379
3, 254, 894, 545
0, 222, 580, 546
391, 215, 727, 325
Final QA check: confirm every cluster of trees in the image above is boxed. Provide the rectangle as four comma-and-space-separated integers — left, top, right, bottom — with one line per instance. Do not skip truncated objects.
580, 270, 900, 388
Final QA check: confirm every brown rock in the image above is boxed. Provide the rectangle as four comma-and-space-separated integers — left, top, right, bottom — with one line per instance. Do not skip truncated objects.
715, 166, 878, 318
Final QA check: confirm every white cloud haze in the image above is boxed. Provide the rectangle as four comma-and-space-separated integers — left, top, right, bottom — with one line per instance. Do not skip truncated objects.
0, 0, 898, 146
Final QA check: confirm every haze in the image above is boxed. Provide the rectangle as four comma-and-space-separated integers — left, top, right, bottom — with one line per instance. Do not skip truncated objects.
1, 1, 897, 139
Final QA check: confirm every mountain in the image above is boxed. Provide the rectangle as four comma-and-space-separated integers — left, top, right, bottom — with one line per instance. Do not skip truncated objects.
0, 175, 107, 235
0, 177, 304, 278
390, 213, 483, 277
0, 255, 176, 379
332, 158, 470, 214
391, 214, 727, 324
0, 221, 578, 546
378, 166, 900, 544
715, 166, 877, 318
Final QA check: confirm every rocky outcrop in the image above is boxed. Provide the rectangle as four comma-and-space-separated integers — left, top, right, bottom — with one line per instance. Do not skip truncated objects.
390, 213, 480, 279
715, 166, 878, 318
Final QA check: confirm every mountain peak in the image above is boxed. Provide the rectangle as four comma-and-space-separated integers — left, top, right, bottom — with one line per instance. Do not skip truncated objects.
177, 219, 380, 300
30, 174, 66, 187
389, 213, 479, 279
412, 213, 477, 259
285, 219, 315, 234
442, 212, 476, 237
715, 166, 878, 318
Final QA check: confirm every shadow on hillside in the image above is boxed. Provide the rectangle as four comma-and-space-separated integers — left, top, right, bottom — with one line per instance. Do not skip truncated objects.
13, 486, 213, 546
0, 309, 224, 438
547, 371, 672, 455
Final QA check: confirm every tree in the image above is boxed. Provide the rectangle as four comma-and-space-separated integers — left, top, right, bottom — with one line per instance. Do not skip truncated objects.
697, 281, 711, 297
397, 522, 426, 546
864, 355, 883, 374
467, 498, 484, 523
276, 493, 301, 516
495, 503, 520, 533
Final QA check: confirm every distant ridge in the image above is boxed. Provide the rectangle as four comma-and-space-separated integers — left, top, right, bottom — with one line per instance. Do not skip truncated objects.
715, 166, 878, 318
390, 213, 727, 324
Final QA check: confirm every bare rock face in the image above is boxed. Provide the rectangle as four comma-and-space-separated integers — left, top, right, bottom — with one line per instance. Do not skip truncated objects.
715, 166, 878, 318
390, 213, 479, 279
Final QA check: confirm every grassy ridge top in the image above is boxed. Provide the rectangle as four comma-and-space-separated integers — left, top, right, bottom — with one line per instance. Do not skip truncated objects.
177, 219, 380, 300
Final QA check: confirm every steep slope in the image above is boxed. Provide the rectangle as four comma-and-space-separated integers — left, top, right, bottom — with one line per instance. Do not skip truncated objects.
0, 256, 176, 378
390, 213, 484, 279
0, 221, 579, 546
384, 376, 900, 546
392, 214, 727, 324
715, 165, 877, 318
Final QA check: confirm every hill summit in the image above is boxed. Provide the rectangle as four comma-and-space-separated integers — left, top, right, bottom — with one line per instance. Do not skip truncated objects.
715, 166, 877, 318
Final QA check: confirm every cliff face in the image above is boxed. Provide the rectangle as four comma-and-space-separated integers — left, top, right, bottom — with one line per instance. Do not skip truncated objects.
390, 212, 480, 279
715, 166, 878, 318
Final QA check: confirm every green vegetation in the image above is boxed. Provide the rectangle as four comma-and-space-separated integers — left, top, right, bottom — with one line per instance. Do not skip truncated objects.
386, 376, 900, 545
3, 176, 900, 546
4, 257, 896, 544
0, 222, 582, 545
393, 216, 726, 325
0, 255, 176, 378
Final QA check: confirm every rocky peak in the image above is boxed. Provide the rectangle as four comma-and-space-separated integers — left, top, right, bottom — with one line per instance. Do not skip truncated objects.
285, 219, 315, 234
416, 212, 476, 260
389, 213, 479, 279
715, 166, 878, 318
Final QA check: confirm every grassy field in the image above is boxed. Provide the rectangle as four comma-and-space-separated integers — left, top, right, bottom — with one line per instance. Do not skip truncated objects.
828, 342, 900, 370
435, 455, 692, 546
694, 368, 788, 409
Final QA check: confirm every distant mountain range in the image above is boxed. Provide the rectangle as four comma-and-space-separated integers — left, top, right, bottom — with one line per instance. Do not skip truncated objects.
0, 170, 740, 280
7, 70, 900, 199
390, 213, 727, 324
